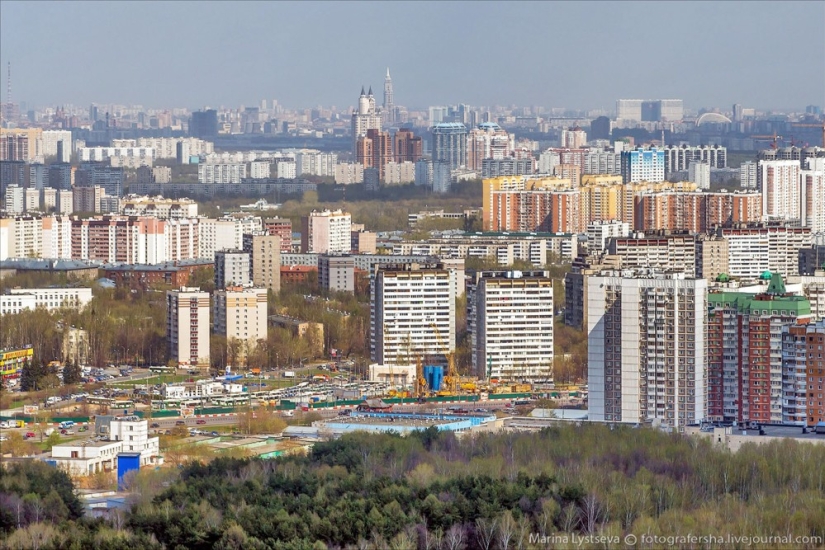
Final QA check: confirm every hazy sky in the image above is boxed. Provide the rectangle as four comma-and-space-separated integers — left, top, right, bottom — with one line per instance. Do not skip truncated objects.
1, 1, 823, 112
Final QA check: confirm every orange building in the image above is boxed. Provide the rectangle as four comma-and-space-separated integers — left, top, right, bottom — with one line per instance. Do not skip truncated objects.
393, 129, 422, 164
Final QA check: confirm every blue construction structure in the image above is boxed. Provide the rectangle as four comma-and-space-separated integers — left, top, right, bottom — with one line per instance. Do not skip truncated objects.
117, 452, 141, 490
423, 365, 443, 391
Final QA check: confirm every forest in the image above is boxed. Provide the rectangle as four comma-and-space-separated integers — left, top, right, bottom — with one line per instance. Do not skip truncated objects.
1, 424, 824, 549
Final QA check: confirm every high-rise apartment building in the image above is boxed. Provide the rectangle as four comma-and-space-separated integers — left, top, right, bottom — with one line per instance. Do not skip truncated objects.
718, 225, 811, 278
319, 254, 355, 293
393, 129, 422, 164
213, 287, 268, 362
688, 161, 710, 189
707, 276, 811, 424
586, 220, 631, 253
663, 145, 727, 174
606, 233, 697, 277
214, 250, 251, 289
301, 209, 352, 254
561, 127, 587, 149
467, 122, 510, 171
782, 320, 825, 427
800, 166, 825, 234
432, 123, 467, 170
351, 86, 382, 153
243, 232, 281, 293
73, 186, 105, 214
695, 234, 729, 280
758, 160, 801, 221
371, 263, 456, 368
263, 217, 292, 253
356, 129, 393, 181
621, 147, 665, 183
166, 287, 210, 368
3, 185, 24, 214
588, 272, 707, 431
467, 270, 553, 381
75, 163, 124, 198
740, 161, 757, 189
190, 109, 218, 139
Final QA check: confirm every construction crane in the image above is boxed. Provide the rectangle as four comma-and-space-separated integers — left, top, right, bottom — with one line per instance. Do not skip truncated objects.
430, 323, 459, 395
415, 356, 428, 400
382, 323, 396, 395
750, 132, 781, 149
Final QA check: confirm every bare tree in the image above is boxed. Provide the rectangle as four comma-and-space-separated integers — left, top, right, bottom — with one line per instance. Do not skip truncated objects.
475, 517, 497, 550
560, 503, 580, 533
582, 493, 604, 534
443, 524, 466, 550
496, 511, 516, 550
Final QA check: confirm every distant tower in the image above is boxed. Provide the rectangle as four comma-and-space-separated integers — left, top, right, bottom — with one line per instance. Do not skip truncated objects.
351, 85, 382, 153
383, 68, 394, 124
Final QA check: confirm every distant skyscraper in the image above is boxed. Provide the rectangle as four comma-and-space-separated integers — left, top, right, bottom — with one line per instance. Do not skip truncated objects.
432, 123, 467, 170
351, 86, 382, 153
190, 109, 218, 138
393, 128, 423, 164
383, 68, 394, 124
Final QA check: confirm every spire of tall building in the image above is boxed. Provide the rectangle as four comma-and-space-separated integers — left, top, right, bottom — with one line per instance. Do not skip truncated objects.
383, 67, 394, 124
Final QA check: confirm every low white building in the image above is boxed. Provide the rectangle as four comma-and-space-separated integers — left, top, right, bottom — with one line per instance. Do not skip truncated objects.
0, 287, 93, 315
49, 415, 160, 476
161, 380, 224, 400
368, 363, 416, 387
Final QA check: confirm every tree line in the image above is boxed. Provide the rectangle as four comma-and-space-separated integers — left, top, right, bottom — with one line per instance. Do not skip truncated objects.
2, 424, 824, 549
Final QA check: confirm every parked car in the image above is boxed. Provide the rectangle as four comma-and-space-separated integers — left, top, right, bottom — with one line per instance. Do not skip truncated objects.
175, 420, 186, 425
196, 419, 206, 425
210, 431, 219, 436
25, 432, 36, 438
150, 423, 160, 428
60, 429, 70, 435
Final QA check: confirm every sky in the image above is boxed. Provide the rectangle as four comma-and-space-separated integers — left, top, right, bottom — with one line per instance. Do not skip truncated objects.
1, 1, 824, 112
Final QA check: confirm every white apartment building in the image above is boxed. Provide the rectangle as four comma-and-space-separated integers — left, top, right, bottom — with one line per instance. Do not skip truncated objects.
758, 160, 800, 221
414, 159, 433, 187
42, 130, 73, 162
719, 226, 811, 278
24, 188, 40, 212
586, 220, 631, 253
0, 215, 43, 259
249, 160, 271, 179
0, 287, 93, 315
57, 190, 73, 215
583, 150, 621, 175
384, 161, 416, 184
42, 215, 73, 259
301, 209, 352, 254
561, 127, 587, 149
3, 185, 24, 214
740, 161, 757, 189
78, 147, 154, 164
468, 271, 554, 381
538, 150, 560, 175
166, 287, 210, 367
198, 163, 247, 184
688, 161, 710, 189
120, 195, 199, 219
587, 271, 707, 432
663, 145, 727, 174
334, 162, 364, 185
295, 150, 338, 177
213, 287, 268, 359
371, 264, 456, 367
42, 188, 57, 212
391, 239, 546, 268
801, 167, 825, 234
215, 250, 251, 288
276, 160, 297, 180
165, 218, 199, 262
112, 137, 213, 159
198, 217, 262, 259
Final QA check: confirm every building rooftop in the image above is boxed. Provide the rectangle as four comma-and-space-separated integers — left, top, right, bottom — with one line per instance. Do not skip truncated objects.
0, 258, 103, 270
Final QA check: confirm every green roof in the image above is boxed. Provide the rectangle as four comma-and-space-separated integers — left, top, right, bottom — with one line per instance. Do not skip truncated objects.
715, 273, 730, 282
766, 272, 786, 295
760, 270, 773, 280
708, 290, 811, 317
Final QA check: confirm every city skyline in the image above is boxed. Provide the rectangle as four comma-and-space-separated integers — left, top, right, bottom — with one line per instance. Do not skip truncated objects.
1, 1, 823, 112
